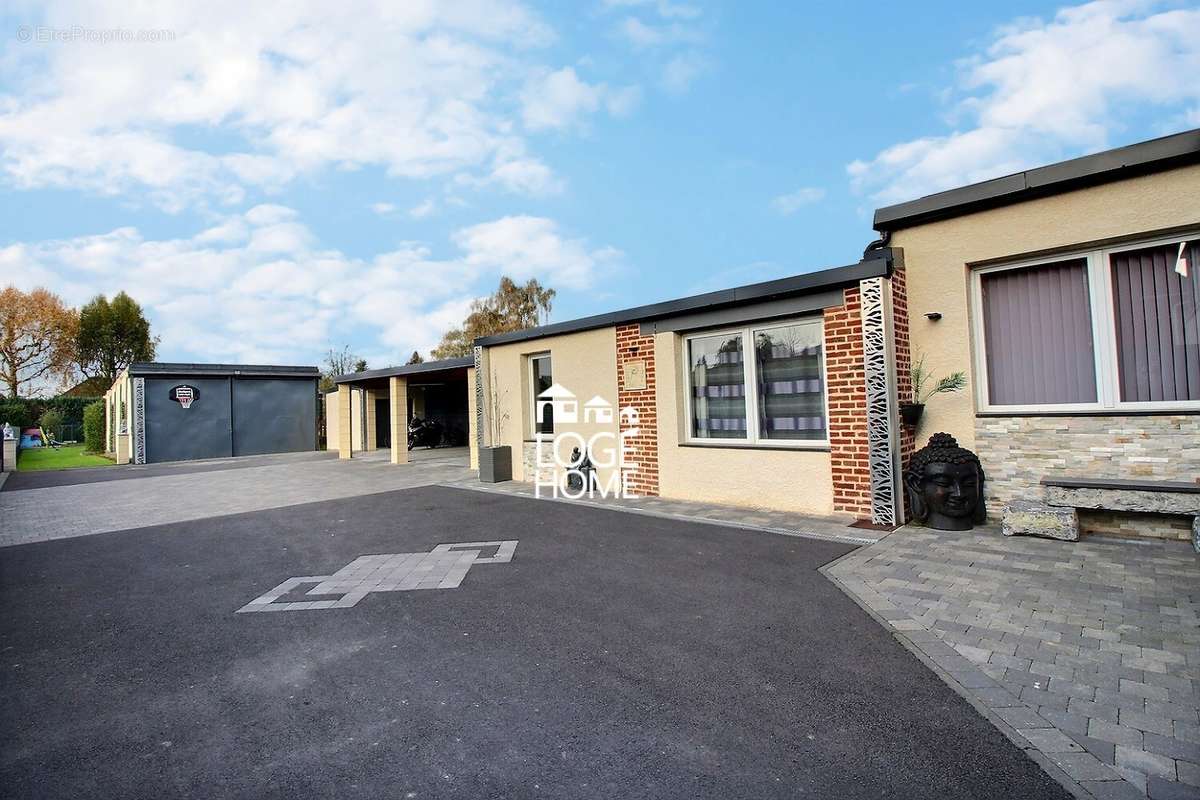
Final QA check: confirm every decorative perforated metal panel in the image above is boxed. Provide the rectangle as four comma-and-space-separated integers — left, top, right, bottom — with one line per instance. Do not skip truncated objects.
473, 345, 486, 450
132, 377, 146, 465
859, 277, 903, 527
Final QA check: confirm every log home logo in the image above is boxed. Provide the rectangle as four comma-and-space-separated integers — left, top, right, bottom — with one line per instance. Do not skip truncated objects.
169, 384, 198, 409
534, 385, 640, 500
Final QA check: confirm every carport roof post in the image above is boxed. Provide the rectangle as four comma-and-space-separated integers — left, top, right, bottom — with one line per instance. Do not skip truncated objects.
471, 249, 896, 347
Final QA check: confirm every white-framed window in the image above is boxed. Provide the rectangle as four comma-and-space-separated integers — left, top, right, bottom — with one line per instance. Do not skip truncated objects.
971, 231, 1200, 413
529, 353, 554, 435
683, 316, 829, 448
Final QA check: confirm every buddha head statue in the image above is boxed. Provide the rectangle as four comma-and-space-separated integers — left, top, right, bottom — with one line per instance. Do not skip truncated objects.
904, 432, 986, 531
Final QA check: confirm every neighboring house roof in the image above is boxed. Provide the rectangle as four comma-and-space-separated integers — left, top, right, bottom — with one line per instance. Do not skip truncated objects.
584, 395, 611, 407
62, 376, 110, 397
474, 248, 896, 348
332, 356, 473, 384
127, 363, 320, 379
873, 127, 1200, 232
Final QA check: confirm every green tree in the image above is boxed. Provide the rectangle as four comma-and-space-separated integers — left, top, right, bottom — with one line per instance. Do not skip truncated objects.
406, 351, 424, 365
353, 358, 368, 373
432, 277, 555, 359
75, 292, 158, 384
38, 408, 64, 438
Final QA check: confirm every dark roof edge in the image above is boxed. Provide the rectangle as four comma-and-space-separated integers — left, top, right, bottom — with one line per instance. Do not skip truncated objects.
873, 128, 1200, 232
332, 356, 473, 384
475, 250, 894, 348
128, 362, 319, 378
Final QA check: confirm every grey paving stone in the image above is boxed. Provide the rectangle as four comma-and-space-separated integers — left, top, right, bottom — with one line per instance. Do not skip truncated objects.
1146, 775, 1200, 800
1080, 778, 1151, 800
996, 706, 1053, 729
1117, 745, 1178, 780
1124, 679, 1175, 702
1090, 719, 1146, 748
1068, 732, 1118, 765
1122, 709, 1178, 737
1049, 751, 1122, 781
1179, 760, 1200, 787
1019, 728, 1085, 753
974, 687, 1024, 708
1039, 708, 1090, 737
1070, 697, 1122, 724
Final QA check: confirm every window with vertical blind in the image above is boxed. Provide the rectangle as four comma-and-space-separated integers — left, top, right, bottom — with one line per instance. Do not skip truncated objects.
685, 317, 828, 446
972, 232, 1200, 411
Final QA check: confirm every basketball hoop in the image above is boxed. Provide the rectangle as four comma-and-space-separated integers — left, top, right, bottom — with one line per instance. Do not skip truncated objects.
171, 385, 196, 409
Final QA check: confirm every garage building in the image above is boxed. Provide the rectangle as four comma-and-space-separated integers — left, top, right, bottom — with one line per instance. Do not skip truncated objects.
105, 363, 320, 464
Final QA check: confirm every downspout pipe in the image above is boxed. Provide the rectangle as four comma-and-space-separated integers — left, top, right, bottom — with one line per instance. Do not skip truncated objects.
862, 229, 891, 257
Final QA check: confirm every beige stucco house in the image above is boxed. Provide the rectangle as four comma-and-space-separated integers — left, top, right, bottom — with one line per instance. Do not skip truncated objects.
331, 128, 1198, 541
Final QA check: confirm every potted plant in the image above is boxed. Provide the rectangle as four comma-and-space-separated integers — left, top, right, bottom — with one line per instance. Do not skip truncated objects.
903, 354, 967, 426
478, 372, 512, 483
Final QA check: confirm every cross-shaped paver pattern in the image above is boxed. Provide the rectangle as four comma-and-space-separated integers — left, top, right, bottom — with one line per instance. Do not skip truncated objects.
237, 540, 518, 612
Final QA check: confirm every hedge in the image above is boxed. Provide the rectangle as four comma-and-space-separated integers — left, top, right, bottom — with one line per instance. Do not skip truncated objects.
0, 395, 102, 431
82, 400, 106, 454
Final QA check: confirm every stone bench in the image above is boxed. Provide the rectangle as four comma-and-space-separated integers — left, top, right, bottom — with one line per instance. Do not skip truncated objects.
1007, 477, 1200, 551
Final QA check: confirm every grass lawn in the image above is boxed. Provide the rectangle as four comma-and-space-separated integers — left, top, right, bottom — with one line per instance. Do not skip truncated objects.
16, 444, 114, 472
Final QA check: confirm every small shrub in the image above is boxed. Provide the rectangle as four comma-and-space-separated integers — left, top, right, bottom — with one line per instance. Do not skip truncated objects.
82, 400, 106, 454
39, 409, 65, 439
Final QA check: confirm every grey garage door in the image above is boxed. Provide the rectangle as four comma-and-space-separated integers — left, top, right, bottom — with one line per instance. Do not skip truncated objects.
144, 377, 234, 463
232, 378, 316, 456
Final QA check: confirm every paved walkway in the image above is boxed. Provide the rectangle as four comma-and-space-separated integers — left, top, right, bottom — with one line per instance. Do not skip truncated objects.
0, 450, 473, 548
826, 527, 1200, 800
444, 477, 882, 546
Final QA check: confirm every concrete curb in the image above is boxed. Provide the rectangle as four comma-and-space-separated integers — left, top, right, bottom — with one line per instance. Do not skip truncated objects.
443, 482, 878, 546
820, 543, 1135, 800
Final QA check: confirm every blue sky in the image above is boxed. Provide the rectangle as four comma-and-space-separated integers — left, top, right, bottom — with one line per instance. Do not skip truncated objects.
2, 0, 1198, 374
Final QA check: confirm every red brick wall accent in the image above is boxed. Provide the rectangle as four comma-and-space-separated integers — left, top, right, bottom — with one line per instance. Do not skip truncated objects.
892, 265, 916, 472
826, 271, 914, 521
616, 323, 660, 496
825, 287, 872, 518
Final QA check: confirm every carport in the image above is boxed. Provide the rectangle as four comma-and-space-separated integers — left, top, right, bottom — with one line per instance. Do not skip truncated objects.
327, 356, 475, 468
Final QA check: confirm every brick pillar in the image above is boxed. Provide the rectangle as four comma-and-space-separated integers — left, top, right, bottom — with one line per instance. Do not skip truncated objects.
891, 265, 916, 480
825, 288, 872, 518
336, 385, 352, 459
389, 376, 408, 465
616, 323, 659, 496
364, 389, 378, 451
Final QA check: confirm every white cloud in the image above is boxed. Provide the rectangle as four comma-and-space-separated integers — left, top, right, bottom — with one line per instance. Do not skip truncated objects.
453, 215, 622, 290
771, 187, 825, 215
0, 1, 580, 209
0, 208, 624, 363
661, 52, 706, 93
520, 67, 640, 131
408, 198, 437, 219
603, 0, 701, 21
848, 1, 1200, 204
370, 202, 397, 216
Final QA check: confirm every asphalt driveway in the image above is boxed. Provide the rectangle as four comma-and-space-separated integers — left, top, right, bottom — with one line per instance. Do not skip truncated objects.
0, 484, 1070, 799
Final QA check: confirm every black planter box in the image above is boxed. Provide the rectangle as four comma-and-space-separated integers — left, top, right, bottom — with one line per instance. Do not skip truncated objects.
479, 445, 512, 483
899, 402, 925, 426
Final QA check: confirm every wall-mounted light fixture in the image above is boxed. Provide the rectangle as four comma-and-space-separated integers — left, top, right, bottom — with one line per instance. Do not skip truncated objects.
924, 312, 943, 321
